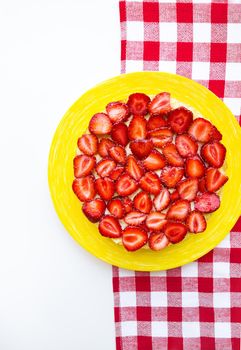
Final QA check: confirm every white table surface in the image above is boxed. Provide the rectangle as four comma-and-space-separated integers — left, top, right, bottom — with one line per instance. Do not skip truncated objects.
0, 1, 119, 349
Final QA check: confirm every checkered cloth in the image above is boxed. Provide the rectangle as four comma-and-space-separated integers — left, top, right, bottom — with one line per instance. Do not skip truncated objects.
113, 1, 241, 349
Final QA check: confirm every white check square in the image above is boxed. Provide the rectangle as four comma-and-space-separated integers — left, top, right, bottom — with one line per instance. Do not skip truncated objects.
126, 22, 144, 41
182, 322, 200, 338
121, 321, 138, 336
182, 261, 198, 277
215, 322, 231, 338
159, 61, 177, 74
120, 292, 136, 307
182, 292, 199, 307
152, 321, 168, 337
126, 60, 143, 73
213, 262, 230, 278
193, 23, 211, 43
118, 269, 135, 278
213, 292, 230, 308
226, 63, 241, 80
192, 62, 210, 80
227, 24, 241, 44
159, 23, 177, 42
217, 235, 231, 248
151, 291, 167, 307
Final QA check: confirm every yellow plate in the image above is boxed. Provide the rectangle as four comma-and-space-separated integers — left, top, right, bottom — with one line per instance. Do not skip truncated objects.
48, 72, 241, 271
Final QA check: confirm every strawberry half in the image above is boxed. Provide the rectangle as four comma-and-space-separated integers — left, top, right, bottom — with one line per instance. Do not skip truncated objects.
89, 113, 112, 135
140, 171, 162, 195
122, 226, 148, 251
142, 150, 166, 171
148, 92, 171, 115
95, 177, 115, 201
134, 191, 152, 214
177, 178, 199, 201
122, 197, 133, 213
153, 188, 171, 211
201, 141, 226, 168
110, 166, 125, 181
148, 232, 169, 251
166, 200, 191, 222
146, 212, 167, 231
185, 156, 205, 178
130, 139, 153, 160
210, 126, 222, 141
198, 177, 207, 193
124, 211, 147, 225
188, 118, 213, 143
126, 155, 144, 181
175, 134, 198, 158
162, 143, 184, 167
77, 134, 98, 156
96, 158, 116, 178
205, 168, 228, 192
116, 173, 138, 196
72, 176, 96, 202
98, 138, 115, 158
109, 145, 127, 164
107, 198, 125, 219
160, 166, 184, 188
128, 115, 147, 140
170, 189, 180, 202
168, 107, 193, 134
82, 198, 106, 223
194, 192, 220, 213
73, 155, 96, 178
99, 215, 122, 238
106, 101, 129, 123
111, 122, 129, 147
186, 211, 207, 233
164, 222, 188, 243
147, 127, 173, 148
127, 93, 151, 116
147, 115, 167, 131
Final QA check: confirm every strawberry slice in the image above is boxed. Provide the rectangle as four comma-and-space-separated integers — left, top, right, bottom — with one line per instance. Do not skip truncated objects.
126, 155, 144, 181
110, 166, 124, 181
107, 198, 125, 219
140, 172, 162, 195
99, 215, 122, 238
98, 138, 115, 158
153, 188, 170, 211
188, 118, 213, 143
128, 115, 147, 140
160, 166, 184, 188
147, 127, 173, 148
198, 177, 207, 193
124, 211, 147, 225
210, 126, 222, 141
95, 177, 115, 201
168, 107, 193, 134
116, 173, 138, 196
205, 168, 228, 192
201, 141, 226, 168
164, 222, 187, 243
148, 92, 171, 115
122, 226, 148, 251
77, 134, 98, 156
186, 211, 207, 233
72, 176, 96, 202
111, 122, 129, 147
177, 178, 199, 201
162, 143, 184, 167
134, 191, 152, 214
148, 232, 169, 251
82, 198, 106, 223
89, 113, 112, 135
130, 139, 153, 160
175, 134, 198, 158
143, 150, 166, 171
146, 212, 167, 231
96, 158, 116, 178
185, 156, 205, 178
106, 101, 129, 123
109, 145, 127, 164
170, 189, 180, 202
73, 155, 96, 178
194, 192, 220, 213
147, 115, 167, 131
122, 197, 133, 213
127, 93, 151, 116
166, 200, 191, 222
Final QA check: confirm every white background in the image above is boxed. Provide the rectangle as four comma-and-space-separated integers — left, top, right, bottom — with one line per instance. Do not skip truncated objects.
0, 1, 119, 349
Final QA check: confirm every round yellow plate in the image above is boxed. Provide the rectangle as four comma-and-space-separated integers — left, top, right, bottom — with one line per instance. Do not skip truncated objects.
48, 72, 241, 271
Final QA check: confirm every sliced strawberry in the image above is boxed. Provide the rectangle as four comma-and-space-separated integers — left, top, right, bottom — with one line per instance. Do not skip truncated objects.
128, 115, 147, 140
147, 127, 173, 148
122, 197, 133, 213
77, 134, 98, 156
107, 198, 125, 219
168, 107, 193, 134
147, 115, 167, 131
148, 232, 169, 251
96, 158, 116, 178
82, 198, 106, 223
205, 168, 228, 192
210, 125, 222, 141
111, 122, 129, 147
72, 176, 96, 202
188, 118, 213, 143
130, 139, 153, 160
148, 92, 171, 115
106, 101, 129, 123
153, 188, 170, 211
142, 150, 166, 171
160, 166, 184, 188
166, 200, 191, 222
73, 155, 96, 178
98, 138, 115, 158
201, 141, 226, 168
122, 226, 148, 251
185, 156, 205, 178
110, 166, 125, 181
95, 177, 115, 201
194, 192, 220, 213
170, 190, 180, 202
134, 191, 152, 214
140, 172, 162, 195
124, 211, 147, 226
89, 113, 112, 135
126, 155, 144, 181
187, 211, 207, 233
175, 134, 198, 158
109, 145, 127, 164
127, 93, 151, 116
162, 143, 184, 167
146, 212, 167, 231
164, 222, 187, 243
99, 215, 122, 238
177, 178, 199, 201
116, 173, 138, 196
198, 177, 207, 193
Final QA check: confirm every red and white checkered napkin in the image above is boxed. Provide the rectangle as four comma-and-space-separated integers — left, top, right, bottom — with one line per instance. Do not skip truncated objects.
113, 1, 241, 349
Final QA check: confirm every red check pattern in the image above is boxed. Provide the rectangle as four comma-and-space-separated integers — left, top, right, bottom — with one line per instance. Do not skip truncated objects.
113, 1, 241, 349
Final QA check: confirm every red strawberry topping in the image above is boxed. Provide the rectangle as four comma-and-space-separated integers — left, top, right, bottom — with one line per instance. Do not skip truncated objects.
99, 215, 122, 238
146, 212, 167, 231
122, 197, 133, 213
128, 115, 147, 140
134, 191, 152, 213
89, 113, 112, 135
122, 226, 148, 251
77, 134, 98, 156
188, 118, 213, 143
148, 232, 169, 251
106, 101, 129, 123
96, 158, 116, 178
124, 211, 147, 226
98, 138, 115, 158
147, 128, 173, 148
110, 166, 125, 181
109, 145, 127, 164
210, 125, 222, 141
166, 200, 191, 222
160, 166, 184, 188
201, 141, 226, 168
73, 155, 96, 178
147, 115, 167, 131
187, 211, 207, 233
170, 189, 180, 202
95, 177, 115, 201
107, 198, 125, 219
205, 168, 228, 192
82, 198, 106, 223
177, 178, 199, 201
142, 150, 166, 171
175, 134, 198, 158
168, 107, 193, 134
72, 176, 96, 202
148, 92, 171, 115
162, 143, 184, 167
198, 177, 207, 193
164, 222, 187, 243
111, 122, 129, 147
126, 155, 144, 181
127, 93, 151, 116
194, 192, 220, 213
130, 139, 153, 160
116, 173, 138, 196
140, 172, 162, 195
153, 188, 170, 211
185, 156, 205, 178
